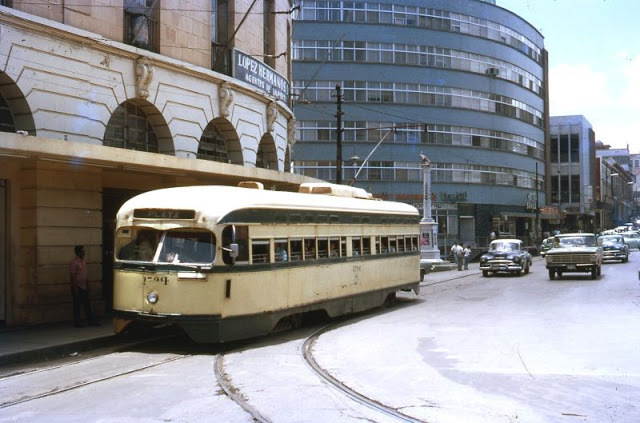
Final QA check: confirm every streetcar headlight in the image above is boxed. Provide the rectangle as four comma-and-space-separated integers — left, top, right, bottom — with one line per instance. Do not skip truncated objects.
147, 291, 159, 304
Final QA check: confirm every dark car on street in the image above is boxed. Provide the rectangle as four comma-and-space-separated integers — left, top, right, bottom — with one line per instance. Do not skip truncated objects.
480, 239, 532, 277
597, 234, 629, 263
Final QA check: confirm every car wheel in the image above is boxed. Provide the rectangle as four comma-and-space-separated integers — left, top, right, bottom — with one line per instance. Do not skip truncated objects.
557, 271, 563, 277
548, 269, 555, 280
597, 265, 601, 276
482, 270, 489, 277
591, 266, 597, 279
524, 262, 530, 274
420, 269, 425, 282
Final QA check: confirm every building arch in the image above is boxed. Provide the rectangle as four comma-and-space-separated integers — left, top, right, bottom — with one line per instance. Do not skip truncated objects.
256, 133, 278, 170
103, 99, 174, 154
0, 72, 36, 135
198, 117, 243, 165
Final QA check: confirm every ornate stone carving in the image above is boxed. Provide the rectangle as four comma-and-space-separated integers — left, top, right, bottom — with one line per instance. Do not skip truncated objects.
266, 101, 277, 133
135, 57, 153, 99
219, 82, 234, 118
288, 118, 296, 146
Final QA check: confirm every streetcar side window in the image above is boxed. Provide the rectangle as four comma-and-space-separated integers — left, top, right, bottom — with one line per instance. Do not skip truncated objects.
317, 238, 329, 258
304, 238, 316, 260
380, 236, 389, 254
290, 238, 303, 261
222, 225, 249, 264
389, 236, 397, 253
362, 237, 371, 255
340, 237, 347, 257
329, 237, 340, 257
275, 239, 288, 262
251, 239, 270, 263
352, 237, 362, 256
411, 235, 419, 251
397, 235, 405, 253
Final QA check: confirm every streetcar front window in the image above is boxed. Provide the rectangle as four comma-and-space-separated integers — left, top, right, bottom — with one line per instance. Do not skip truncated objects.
116, 229, 215, 264
159, 230, 215, 264
117, 229, 162, 261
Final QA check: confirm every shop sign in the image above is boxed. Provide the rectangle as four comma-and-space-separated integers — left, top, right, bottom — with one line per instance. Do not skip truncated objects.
234, 49, 289, 102
440, 191, 467, 203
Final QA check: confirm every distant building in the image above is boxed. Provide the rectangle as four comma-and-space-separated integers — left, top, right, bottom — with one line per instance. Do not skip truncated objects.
292, 0, 548, 251
596, 143, 635, 227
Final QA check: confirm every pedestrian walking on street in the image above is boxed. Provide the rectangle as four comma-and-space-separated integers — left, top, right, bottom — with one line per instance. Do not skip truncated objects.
463, 244, 471, 270
455, 243, 464, 271
69, 245, 99, 327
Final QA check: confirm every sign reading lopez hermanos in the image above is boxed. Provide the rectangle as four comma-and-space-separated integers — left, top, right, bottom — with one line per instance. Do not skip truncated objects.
234, 49, 289, 102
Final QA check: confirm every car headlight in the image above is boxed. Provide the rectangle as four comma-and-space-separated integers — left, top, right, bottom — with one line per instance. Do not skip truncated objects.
481, 256, 488, 262
512, 256, 520, 262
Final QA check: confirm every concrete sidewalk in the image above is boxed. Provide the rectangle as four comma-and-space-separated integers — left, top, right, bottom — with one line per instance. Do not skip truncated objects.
0, 263, 481, 367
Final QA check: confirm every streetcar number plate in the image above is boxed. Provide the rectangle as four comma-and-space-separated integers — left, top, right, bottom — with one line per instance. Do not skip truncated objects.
143, 275, 168, 285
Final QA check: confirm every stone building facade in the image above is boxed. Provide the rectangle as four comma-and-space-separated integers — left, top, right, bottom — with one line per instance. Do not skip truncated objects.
0, 1, 310, 327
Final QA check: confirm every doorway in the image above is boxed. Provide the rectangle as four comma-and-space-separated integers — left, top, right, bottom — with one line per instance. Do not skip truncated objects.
0, 180, 5, 325
459, 216, 475, 246
102, 188, 142, 313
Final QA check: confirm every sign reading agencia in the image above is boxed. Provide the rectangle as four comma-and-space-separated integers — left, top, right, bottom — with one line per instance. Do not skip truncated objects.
234, 49, 289, 102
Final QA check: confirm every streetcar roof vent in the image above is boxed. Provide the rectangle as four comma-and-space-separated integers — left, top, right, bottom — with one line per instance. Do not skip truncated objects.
238, 181, 264, 190
298, 182, 373, 199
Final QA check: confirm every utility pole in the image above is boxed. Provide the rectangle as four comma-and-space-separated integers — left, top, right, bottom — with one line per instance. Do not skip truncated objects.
535, 162, 540, 243
335, 83, 343, 185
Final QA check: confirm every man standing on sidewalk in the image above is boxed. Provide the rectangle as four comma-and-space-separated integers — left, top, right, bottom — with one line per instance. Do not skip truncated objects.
69, 245, 99, 327
455, 243, 464, 271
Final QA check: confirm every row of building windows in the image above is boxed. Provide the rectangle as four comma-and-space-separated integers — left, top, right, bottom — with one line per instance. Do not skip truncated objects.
294, 161, 543, 190
296, 121, 544, 159
550, 133, 580, 163
295, 81, 542, 128
293, 40, 542, 95
295, 1, 542, 62
550, 175, 581, 203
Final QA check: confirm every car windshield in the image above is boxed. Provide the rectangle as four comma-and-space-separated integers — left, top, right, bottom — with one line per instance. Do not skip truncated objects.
597, 236, 622, 245
490, 241, 519, 251
554, 236, 595, 248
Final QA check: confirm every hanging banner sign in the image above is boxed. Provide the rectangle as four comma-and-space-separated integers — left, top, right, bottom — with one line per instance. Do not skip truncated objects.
233, 49, 289, 102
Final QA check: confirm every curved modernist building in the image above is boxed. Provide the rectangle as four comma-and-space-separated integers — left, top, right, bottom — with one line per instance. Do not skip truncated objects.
0, 1, 312, 327
292, 0, 548, 251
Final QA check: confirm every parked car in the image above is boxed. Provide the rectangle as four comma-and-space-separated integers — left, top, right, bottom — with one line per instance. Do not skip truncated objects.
480, 239, 532, 277
620, 231, 640, 250
597, 234, 629, 262
539, 237, 553, 257
545, 233, 603, 280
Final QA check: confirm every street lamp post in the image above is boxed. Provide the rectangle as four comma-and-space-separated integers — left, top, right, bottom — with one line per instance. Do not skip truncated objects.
419, 153, 443, 268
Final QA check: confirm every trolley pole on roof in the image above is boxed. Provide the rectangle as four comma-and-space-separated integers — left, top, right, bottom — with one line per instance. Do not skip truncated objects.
335, 84, 343, 185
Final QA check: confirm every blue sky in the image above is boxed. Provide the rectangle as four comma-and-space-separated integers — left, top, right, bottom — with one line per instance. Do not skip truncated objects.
497, 0, 640, 153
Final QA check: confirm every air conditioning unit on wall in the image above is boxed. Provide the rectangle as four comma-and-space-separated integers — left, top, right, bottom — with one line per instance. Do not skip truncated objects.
486, 67, 500, 77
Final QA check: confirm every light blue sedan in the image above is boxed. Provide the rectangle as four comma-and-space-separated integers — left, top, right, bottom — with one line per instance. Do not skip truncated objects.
620, 231, 640, 250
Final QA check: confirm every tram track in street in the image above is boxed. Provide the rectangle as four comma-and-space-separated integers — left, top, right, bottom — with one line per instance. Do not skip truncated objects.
0, 352, 191, 409
301, 323, 425, 423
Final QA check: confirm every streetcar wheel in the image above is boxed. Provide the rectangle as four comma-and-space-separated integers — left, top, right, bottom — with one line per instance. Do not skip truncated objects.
548, 269, 555, 280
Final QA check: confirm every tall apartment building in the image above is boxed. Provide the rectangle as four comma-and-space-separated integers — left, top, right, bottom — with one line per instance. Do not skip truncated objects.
292, 0, 548, 252
0, 1, 309, 327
